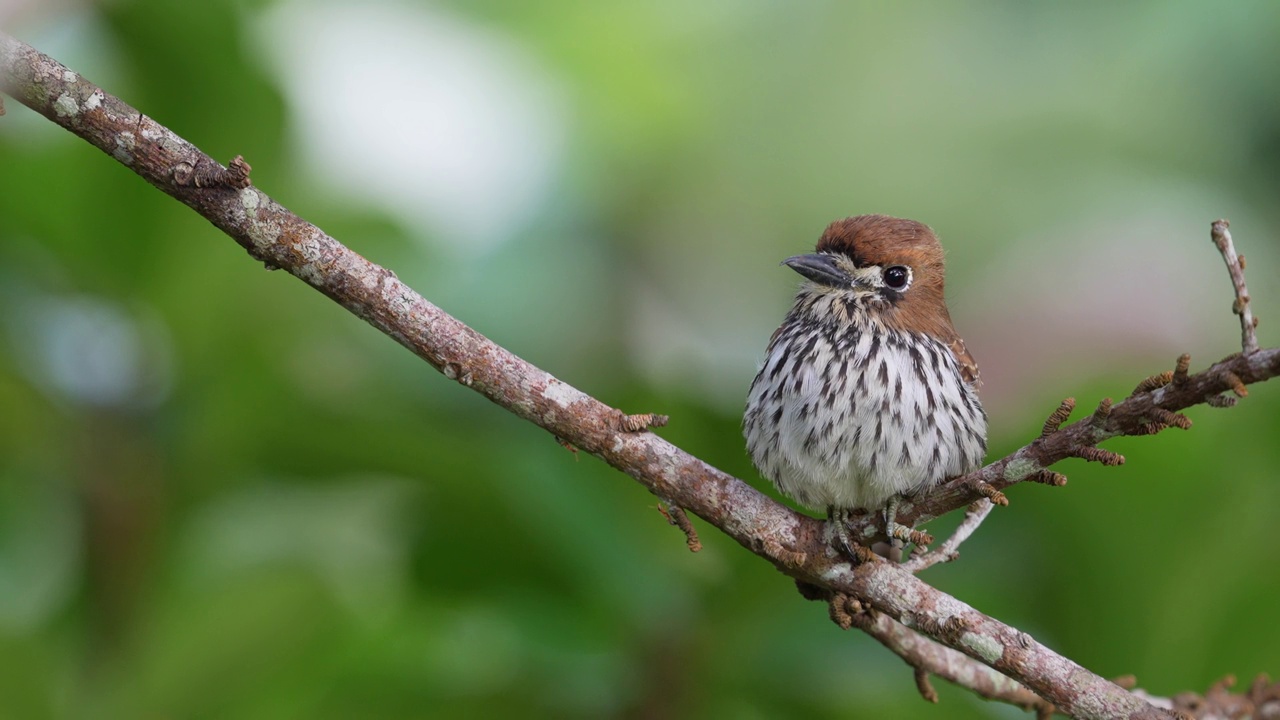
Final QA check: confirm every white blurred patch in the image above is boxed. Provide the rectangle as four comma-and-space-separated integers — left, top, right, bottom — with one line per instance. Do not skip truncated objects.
629, 274, 766, 409
254, 0, 567, 254
0, 0, 76, 29
9, 293, 173, 409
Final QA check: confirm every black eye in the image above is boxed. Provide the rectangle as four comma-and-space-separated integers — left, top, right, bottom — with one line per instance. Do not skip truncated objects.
883, 266, 910, 290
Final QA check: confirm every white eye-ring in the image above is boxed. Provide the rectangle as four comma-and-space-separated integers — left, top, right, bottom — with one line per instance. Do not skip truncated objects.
882, 265, 912, 291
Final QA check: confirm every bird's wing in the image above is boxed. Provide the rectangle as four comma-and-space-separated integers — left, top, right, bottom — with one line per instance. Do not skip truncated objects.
948, 336, 981, 387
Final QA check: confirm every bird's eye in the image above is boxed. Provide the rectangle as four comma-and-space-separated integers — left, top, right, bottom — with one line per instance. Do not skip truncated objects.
883, 265, 911, 290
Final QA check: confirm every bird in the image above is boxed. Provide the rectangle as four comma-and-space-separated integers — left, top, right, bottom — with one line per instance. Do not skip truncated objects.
743, 215, 987, 557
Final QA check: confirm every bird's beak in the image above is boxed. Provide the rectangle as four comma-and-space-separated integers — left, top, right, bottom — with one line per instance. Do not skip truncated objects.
782, 253, 853, 288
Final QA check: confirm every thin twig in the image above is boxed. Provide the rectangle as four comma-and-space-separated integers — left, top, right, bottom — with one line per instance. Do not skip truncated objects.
657, 503, 702, 552
914, 668, 939, 704
966, 479, 1008, 506
1028, 470, 1068, 487
1171, 354, 1191, 388
1130, 371, 1173, 397
1206, 393, 1239, 408
1090, 397, 1114, 430
1040, 397, 1075, 438
1072, 446, 1125, 465
1223, 371, 1249, 397
904, 499, 995, 573
1211, 219, 1260, 355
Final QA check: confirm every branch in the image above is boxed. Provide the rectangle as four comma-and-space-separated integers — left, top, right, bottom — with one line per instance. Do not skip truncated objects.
5, 32, 1274, 719
868, 345, 1277, 539
1123, 673, 1280, 719
1211, 219, 1260, 355
821, 591, 1054, 716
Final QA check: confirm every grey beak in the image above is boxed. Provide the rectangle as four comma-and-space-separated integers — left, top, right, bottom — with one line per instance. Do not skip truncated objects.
782, 253, 852, 288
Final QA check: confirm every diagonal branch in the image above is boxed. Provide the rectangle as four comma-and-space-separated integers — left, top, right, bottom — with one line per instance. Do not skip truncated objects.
6, 31, 1275, 718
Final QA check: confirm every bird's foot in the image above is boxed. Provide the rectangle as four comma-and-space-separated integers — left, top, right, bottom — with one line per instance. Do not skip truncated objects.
884, 496, 934, 560
826, 508, 876, 563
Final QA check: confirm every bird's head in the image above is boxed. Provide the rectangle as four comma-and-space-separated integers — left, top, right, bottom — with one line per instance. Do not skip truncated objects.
783, 214, 955, 338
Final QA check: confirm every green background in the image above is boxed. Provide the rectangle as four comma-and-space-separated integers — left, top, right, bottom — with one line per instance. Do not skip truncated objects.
2, 1, 1278, 718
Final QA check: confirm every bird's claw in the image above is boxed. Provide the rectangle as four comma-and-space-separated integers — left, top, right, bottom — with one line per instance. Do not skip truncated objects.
827, 508, 874, 563
885, 496, 934, 553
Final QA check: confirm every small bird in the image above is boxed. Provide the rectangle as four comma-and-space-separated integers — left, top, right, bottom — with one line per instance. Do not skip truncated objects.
743, 215, 987, 557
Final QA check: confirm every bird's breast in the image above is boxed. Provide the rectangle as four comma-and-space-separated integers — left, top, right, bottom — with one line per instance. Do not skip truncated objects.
744, 317, 987, 511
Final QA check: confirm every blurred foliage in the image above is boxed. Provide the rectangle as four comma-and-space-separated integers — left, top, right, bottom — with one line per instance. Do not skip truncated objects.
2, 1, 1280, 718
